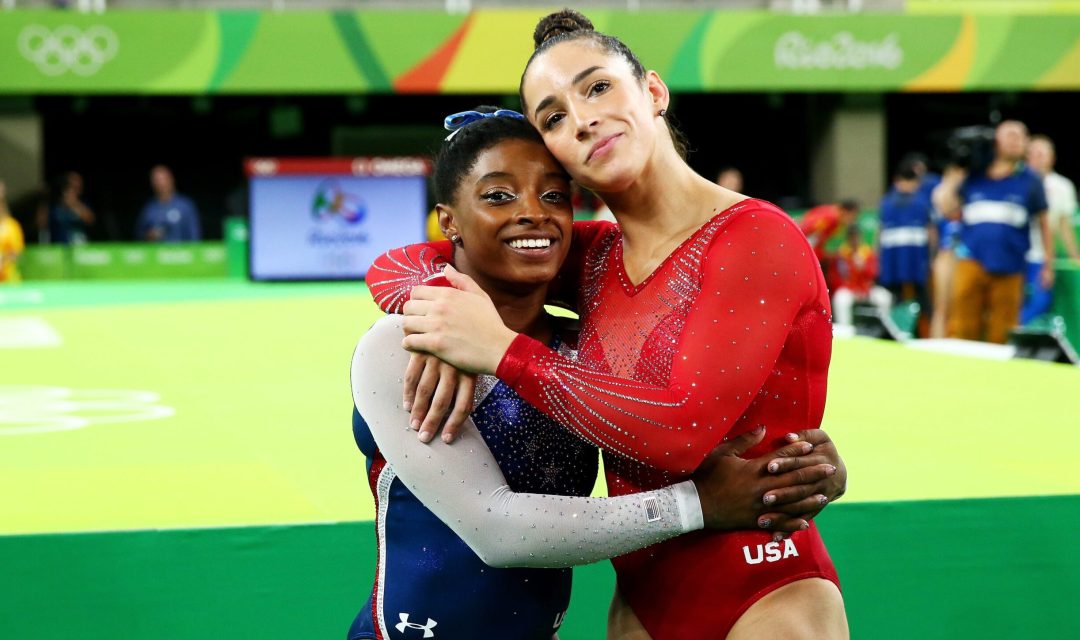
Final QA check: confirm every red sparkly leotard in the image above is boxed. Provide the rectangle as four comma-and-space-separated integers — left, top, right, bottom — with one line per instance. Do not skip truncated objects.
366, 199, 840, 639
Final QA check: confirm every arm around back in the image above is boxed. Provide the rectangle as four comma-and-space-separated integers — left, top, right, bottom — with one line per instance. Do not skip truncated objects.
351, 315, 703, 568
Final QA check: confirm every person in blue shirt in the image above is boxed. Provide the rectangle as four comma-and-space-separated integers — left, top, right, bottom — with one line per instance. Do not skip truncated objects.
901, 153, 959, 338
903, 152, 957, 259
136, 165, 201, 242
933, 120, 1053, 344
47, 171, 94, 245
877, 158, 936, 333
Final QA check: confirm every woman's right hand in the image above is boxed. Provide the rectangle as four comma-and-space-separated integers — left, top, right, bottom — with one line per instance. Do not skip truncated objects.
401, 266, 519, 375
403, 352, 476, 443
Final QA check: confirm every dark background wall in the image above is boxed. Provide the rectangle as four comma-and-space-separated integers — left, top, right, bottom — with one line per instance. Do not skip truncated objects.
15, 91, 1080, 242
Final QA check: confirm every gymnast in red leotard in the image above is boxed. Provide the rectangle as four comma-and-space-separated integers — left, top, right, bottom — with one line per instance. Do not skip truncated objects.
370, 9, 849, 640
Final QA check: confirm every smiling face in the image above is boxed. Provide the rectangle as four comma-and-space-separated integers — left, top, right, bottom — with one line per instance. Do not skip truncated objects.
522, 40, 669, 193
440, 138, 573, 291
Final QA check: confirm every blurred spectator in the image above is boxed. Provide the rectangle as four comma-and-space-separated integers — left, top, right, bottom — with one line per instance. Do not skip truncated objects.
1026, 135, 1080, 263
571, 183, 614, 223
799, 198, 860, 290
136, 165, 202, 242
831, 224, 891, 327
0, 181, 25, 283
933, 120, 1053, 343
570, 183, 598, 216
878, 158, 935, 335
898, 152, 966, 338
715, 166, 744, 193
899, 153, 940, 201
47, 171, 94, 245
1019, 135, 1078, 323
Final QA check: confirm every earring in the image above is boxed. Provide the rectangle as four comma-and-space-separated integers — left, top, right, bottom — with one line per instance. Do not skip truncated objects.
450, 234, 461, 245
658, 108, 667, 117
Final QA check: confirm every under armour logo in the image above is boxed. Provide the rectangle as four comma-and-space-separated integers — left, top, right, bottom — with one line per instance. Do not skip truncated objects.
553, 610, 566, 629
395, 613, 438, 638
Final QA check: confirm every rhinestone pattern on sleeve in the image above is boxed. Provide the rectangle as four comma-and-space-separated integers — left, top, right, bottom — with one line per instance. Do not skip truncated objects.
496, 200, 834, 493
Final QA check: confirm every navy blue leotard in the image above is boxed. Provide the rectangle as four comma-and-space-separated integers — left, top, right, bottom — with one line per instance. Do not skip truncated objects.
349, 360, 599, 640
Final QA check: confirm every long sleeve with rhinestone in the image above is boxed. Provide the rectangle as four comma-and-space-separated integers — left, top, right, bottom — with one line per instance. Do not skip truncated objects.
365, 242, 454, 314
352, 316, 704, 569
497, 210, 830, 475
363, 221, 614, 314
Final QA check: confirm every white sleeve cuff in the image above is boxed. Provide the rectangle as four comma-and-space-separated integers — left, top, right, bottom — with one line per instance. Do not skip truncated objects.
671, 480, 705, 532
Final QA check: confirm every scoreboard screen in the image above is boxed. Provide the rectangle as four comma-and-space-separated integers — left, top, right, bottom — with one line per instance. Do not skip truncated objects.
246, 157, 429, 281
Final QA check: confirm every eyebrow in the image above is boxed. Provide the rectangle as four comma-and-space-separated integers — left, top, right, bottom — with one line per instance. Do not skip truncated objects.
475, 171, 569, 186
532, 65, 605, 118
478, 171, 513, 181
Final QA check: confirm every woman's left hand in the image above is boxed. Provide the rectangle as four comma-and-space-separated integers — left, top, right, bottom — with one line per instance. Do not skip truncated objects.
747, 428, 847, 541
765, 429, 847, 504
401, 265, 519, 375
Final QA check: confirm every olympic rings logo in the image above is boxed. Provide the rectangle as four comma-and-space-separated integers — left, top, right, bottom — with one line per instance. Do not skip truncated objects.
17, 24, 119, 77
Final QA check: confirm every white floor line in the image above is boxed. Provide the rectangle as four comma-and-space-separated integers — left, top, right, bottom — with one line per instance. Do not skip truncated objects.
0, 316, 62, 348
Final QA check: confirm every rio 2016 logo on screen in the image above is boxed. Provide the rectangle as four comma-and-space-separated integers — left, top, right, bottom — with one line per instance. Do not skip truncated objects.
311, 180, 366, 225
247, 157, 428, 281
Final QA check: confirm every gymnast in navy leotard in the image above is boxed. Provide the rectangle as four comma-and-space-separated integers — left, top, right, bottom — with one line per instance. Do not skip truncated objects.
349, 346, 597, 640
348, 110, 707, 640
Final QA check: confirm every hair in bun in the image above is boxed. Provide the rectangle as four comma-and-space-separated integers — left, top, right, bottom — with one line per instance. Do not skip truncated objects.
533, 9, 594, 49
522, 8, 690, 160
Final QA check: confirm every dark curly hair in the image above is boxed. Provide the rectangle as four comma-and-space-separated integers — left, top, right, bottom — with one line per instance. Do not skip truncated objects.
521, 8, 689, 160
432, 106, 546, 205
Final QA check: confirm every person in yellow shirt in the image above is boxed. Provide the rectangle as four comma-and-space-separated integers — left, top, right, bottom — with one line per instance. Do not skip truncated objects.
0, 180, 26, 283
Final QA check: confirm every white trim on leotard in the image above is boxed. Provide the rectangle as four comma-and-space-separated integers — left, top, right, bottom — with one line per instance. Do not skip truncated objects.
374, 462, 396, 640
